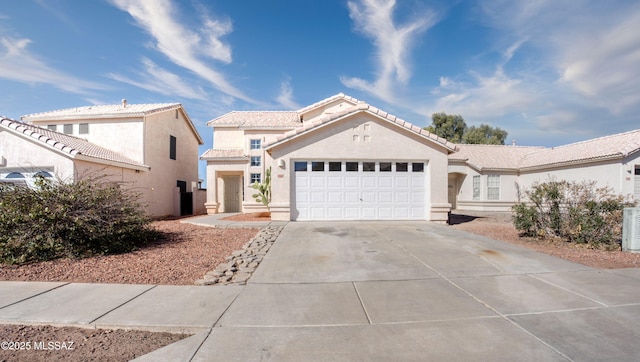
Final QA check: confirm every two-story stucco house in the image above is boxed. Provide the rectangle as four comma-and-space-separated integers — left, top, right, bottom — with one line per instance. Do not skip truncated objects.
448, 129, 640, 211
201, 93, 456, 223
0, 101, 203, 217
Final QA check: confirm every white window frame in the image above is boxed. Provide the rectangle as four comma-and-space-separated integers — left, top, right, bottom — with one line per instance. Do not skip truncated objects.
250, 139, 261, 150
250, 156, 261, 167
250, 173, 261, 184
487, 175, 500, 200
472, 175, 480, 200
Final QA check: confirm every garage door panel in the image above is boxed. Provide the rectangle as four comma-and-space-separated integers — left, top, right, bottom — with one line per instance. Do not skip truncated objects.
362, 176, 376, 188
395, 177, 409, 188
361, 191, 376, 203
395, 191, 409, 203
327, 191, 343, 203
327, 207, 342, 219
379, 207, 393, 218
345, 176, 359, 187
362, 207, 376, 219
310, 176, 325, 188
345, 191, 360, 203
379, 191, 393, 203
294, 160, 427, 221
379, 176, 393, 188
327, 177, 343, 188
310, 191, 325, 203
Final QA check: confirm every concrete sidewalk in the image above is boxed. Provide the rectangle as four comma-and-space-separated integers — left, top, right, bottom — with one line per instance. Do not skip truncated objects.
2, 221, 640, 361
181, 213, 289, 229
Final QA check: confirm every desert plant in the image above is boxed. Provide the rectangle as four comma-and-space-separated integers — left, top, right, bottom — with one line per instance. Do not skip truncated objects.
0, 174, 159, 264
512, 180, 635, 248
251, 167, 271, 207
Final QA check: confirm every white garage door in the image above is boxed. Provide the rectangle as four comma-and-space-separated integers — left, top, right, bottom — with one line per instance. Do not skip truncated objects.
294, 161, 427, 220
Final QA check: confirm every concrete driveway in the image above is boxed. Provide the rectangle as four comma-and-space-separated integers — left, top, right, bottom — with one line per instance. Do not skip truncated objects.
3, 221, 640, 361
189, 221, 640, 361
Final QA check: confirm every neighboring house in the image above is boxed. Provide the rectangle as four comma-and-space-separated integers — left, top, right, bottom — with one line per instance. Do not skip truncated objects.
202, 93, 457, 222
0, 101, 204, 217
449, 129, 640, 211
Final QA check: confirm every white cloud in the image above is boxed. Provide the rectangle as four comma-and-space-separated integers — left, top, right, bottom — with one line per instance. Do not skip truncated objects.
276, 78, 300, 110
110, 0, 258, 104
0, 36, 105, 94
341, 0, 437, 102
109, 58, 208, 101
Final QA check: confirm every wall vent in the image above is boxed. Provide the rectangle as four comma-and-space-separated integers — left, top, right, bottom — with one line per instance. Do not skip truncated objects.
622, 208, 640, 253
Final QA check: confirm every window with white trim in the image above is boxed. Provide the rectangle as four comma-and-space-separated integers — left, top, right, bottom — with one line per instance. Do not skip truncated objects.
473, 175, 480, 200
487, 175, 500, 200
250, 156, 261, 167
250, 139, 261, 150
250, 173, 261, 184
79, 123, 89, 134
63, 124, 73, 134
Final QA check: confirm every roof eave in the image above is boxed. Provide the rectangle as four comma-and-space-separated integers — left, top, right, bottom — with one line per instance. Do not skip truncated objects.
74, 154, 150, 172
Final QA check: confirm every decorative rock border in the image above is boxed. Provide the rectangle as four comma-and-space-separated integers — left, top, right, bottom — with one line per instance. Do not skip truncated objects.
195, 226, 283, 286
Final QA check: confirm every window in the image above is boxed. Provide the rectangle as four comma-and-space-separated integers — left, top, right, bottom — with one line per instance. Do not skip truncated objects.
294, 161, 307, 171
412, 163, 424, 172
487, 175, 500, 200
47, 125, 57, 131
380, 162, 392, 172
635, 166, 640, 175
79, 123, 89, 134
5, 172, 24, 179
250, 139, 261, 150
329, 162, 341, 171
63, 124, 73, 134
250, 173, 261, 184
396, 162, 408, 172
363, 162, 375, 172
312, 162, 324, 171
346, 162, 358, 171
169, 135, 177, 160
473, 175, 480, 200
251, 156, 261, 167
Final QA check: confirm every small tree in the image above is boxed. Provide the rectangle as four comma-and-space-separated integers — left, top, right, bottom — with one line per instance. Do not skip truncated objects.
462, 124, 508, 145
251, 167, 271, 207
424, 112, 467, 143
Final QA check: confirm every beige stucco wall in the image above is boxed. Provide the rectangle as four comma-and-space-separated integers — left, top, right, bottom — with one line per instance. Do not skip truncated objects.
213, 128, 244, 148
452, 154, 640, 212
0, 129, 75, 181
31, 118, 146, 164
142, 111, 202, 217
267, 112, 451, 222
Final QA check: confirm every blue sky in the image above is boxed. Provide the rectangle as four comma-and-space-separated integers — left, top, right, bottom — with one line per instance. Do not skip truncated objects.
1, 0, 639, 178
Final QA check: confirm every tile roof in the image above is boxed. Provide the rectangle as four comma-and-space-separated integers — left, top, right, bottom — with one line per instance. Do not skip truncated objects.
21, 102, 182, 121
0, 117, 149, 170
450, 129, 640, 171
449, 144, 544, 171
199, 148, 248, 160
21, 102, 204, 145
207, 111, 301, 129
264, 102, 457, 152
296, 92, 360, 114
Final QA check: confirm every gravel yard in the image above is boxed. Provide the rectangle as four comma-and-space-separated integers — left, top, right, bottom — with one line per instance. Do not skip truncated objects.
2, 213, 639, 361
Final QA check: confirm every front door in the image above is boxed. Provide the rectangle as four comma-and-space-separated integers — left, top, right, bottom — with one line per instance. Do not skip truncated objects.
223, 176, 241, 213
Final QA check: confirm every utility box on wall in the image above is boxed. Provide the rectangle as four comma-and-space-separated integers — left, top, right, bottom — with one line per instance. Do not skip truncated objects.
622, 208, 640, 253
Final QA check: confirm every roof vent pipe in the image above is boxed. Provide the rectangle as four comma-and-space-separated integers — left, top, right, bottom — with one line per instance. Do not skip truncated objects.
121, 99, 127, 108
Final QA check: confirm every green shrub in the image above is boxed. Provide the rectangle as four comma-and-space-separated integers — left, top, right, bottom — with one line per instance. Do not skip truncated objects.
0, 174, 159, 264
512, 180, 636, 248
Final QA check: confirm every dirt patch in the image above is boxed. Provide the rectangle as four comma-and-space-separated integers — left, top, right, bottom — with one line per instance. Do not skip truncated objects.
0, 220, 260, 285
0, 325, 187, 362
0, 219, 260, 361
450, 212, 640, 269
